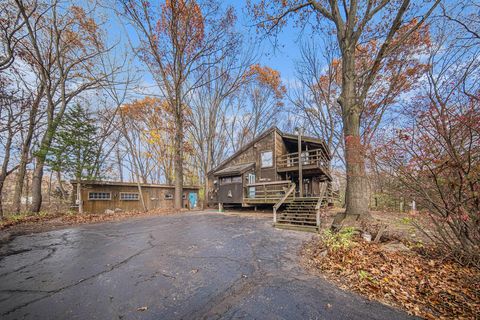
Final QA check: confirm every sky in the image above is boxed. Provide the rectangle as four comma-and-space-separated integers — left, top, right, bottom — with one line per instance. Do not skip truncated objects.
109, 0, 312, 91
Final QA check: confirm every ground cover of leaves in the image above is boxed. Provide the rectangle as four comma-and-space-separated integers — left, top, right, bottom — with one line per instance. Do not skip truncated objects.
0, 208, 183, 235
301, 238, 480, 320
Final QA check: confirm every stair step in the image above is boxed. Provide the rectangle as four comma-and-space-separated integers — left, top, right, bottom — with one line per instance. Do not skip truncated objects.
278, 215, 317, 220
278, 216, 316, 221
278, 220, 317, 225
274, 223, 318, 233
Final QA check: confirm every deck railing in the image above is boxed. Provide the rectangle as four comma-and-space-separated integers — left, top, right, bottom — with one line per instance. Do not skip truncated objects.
315, 183, 328, 228
277, 148, 329, 174
244, 180, 295, 204
273, 183, 296, 223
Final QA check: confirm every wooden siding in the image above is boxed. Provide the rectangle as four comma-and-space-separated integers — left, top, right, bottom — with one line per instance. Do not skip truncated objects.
208, 130, 278, 204
73, 183, 199, 213
207, 127, 332, 206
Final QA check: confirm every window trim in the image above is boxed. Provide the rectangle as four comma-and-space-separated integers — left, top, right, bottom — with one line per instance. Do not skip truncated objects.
88, 192, 111, 201
119, 192, 140, 201
260, 150, 274, 168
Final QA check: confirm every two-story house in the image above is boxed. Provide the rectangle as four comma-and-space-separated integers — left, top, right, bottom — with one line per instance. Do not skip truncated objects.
207, 127, 332, 231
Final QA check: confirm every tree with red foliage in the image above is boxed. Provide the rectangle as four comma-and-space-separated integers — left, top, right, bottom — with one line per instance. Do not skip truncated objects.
375, 11, 480, 265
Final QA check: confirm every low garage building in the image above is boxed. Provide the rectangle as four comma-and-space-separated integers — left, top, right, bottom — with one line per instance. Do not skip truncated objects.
71, 180, 200, 213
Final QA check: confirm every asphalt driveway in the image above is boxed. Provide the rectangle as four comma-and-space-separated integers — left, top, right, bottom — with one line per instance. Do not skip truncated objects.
0, 210, 413, 319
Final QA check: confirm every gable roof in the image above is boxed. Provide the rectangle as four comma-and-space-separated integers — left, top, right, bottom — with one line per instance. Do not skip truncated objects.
208, 126, 280, 176
208, 126, 331, 176
213, 162, 255, 177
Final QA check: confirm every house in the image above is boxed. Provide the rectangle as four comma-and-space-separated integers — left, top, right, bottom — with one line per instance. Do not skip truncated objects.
207, 126, 332, 231
70, 180, 200, 214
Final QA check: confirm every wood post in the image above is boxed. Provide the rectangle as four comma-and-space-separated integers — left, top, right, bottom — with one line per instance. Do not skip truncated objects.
297, 127, 303, 197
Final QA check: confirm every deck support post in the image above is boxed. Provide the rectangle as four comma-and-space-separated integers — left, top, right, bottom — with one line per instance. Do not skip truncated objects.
297, 127, 303, 197
219, 202, 223, 212
273, 206, 277, 223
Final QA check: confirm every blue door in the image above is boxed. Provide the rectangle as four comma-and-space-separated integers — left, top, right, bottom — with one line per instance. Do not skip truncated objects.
189, 192, 197, 209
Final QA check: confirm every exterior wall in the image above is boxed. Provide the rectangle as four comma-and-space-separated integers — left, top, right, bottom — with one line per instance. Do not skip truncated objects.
212, 130, 278, 181
207, 130, 279, 204
73, 183, 199, 214
207, 127, 332, 206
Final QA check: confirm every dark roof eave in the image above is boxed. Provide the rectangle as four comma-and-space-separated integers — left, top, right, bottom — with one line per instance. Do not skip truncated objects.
70, 180, 200, 189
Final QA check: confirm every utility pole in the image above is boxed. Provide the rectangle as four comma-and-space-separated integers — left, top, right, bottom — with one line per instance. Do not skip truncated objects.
297, 127, 303, 197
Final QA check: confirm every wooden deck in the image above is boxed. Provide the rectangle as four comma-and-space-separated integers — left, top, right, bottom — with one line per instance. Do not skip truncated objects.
276, 148, 331, 179
243, 181, 295, 205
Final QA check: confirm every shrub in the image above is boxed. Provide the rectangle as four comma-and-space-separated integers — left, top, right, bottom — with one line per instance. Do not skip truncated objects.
323, 227, 356, 251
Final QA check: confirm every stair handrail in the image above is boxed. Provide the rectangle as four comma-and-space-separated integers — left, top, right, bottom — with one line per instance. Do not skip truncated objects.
273, 183, 296, 223
315, 183, 327, 229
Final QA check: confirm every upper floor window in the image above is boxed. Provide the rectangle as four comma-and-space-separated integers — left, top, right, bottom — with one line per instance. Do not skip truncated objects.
261, 150, 273, 168
88, 192, 111, 200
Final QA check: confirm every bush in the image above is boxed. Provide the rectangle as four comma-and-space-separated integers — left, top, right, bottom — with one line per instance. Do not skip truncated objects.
323, 227, 356, 251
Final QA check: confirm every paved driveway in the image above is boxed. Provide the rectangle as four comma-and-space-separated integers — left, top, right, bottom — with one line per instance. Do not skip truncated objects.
0, 211, 412, 319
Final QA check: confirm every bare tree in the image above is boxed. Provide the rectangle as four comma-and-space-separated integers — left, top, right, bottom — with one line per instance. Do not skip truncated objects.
188, 48, 252, 206
0, 0, 31, 70
249, 0, 441, 223
15, 0, 116, 212
119, 0, 238, 209
375, 5, 480, 264
0, 77, 29, 217
290, 39, 344, 165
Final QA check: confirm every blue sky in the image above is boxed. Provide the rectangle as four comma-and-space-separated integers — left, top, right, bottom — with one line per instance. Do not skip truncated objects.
228, 1, 303, 81
110, 1, 309, 88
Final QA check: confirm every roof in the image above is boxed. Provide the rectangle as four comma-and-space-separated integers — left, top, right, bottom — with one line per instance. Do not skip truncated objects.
213, 162, 255, 176
208, 126, 331, 175
70, 180, 200, 189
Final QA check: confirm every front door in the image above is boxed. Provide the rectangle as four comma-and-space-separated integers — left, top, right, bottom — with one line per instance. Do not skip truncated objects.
189, 192, 197, 209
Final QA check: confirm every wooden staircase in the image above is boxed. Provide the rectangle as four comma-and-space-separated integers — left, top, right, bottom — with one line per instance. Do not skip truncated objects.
273, 183, 328, 232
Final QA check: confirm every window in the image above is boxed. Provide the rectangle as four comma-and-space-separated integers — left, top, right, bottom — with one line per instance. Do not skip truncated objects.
261, 151, 273, 168
220, 176, 241, 185
165, 193, 173, 200
88, 192, 111, 200
120, 192, 139, 201
182, 194, 187, 200
220, 177, 231, 185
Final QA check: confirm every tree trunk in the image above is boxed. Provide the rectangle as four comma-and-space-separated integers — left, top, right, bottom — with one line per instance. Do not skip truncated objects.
12, 86, 43, 214
174, 112, 184, 210
57, 170, 66, 199
334, 49, 370, 226
77, 181, 83, 214
0, 132, 14, 218
12, 160, 27, 214
30, 157, 45, 213
0, 181, 4, 219
116, 147, 123, 182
